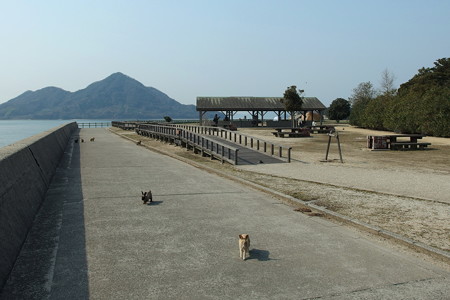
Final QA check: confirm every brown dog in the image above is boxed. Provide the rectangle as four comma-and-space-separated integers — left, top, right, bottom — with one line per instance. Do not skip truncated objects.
239, 234, 250, 260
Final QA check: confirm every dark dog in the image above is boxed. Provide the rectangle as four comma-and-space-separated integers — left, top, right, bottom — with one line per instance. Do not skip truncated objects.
141, 190, 153, 204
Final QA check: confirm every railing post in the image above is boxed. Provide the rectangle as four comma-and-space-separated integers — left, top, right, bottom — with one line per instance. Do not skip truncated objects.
257, 140, 260, 150
264, 142, 267, 153
279, 146, 282, 158
234, 149, 239, 165
271, 144, 274, 155
186, 133, 189, 148
221, 145, 225, 163
288, 147, 291, 163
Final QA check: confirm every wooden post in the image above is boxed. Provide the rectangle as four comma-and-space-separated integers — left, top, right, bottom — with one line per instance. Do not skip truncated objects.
336, 132, 343, 163
325, 131, 343, 163
325, 134, 332, 161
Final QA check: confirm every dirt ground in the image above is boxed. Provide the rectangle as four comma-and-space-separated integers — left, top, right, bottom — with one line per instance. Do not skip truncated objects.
110, 125, 450, 256
238, 125, 450, 174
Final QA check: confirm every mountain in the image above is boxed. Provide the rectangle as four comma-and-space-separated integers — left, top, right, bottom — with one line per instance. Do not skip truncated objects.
0, 73, 198, 119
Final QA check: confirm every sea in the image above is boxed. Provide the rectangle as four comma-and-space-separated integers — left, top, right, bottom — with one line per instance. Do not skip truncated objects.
0, 119, 111, 149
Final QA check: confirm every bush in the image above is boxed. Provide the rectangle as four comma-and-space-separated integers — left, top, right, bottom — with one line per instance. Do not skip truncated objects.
350, 58, 450, 137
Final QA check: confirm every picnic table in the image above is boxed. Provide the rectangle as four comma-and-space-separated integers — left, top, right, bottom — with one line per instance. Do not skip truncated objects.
272, 127, 311, 138
305, 125, 335, 134
367, 134, 431, 150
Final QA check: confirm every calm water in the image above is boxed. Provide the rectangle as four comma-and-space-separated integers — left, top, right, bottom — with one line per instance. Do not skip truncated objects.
0, 120, 111, 148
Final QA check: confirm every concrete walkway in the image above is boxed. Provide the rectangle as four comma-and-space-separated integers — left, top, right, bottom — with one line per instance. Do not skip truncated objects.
2, 128, 449, 299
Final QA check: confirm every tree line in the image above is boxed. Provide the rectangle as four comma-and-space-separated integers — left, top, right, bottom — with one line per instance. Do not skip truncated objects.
327, 58, 450, 137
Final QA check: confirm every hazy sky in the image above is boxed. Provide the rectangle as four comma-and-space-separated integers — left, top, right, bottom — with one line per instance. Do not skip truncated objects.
1, 0, 449, 106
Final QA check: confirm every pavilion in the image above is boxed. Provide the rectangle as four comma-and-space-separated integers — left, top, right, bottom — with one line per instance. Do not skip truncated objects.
196, 96, 327, 127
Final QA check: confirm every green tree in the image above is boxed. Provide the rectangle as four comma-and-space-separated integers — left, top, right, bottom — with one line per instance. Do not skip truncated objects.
348, 81, 376, 126
327, 98, 350, 123
281, 85, 303, 127
361, 95, 392, 130
398, 58, 450, 97
346, 58, 450, 136
383, 58, 450, 136
163, 116, 172, 122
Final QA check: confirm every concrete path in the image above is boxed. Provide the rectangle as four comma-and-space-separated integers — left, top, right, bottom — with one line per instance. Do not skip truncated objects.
2, 128, 449, 299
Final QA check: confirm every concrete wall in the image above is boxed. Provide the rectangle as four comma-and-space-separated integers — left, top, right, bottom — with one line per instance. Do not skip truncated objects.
0, 122, 78, 290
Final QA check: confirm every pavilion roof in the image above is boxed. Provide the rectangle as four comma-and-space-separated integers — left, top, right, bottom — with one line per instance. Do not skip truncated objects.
196, 97, 326, 111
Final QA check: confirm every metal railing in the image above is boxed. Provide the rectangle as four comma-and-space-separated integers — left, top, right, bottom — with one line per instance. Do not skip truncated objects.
135, 124, 239, 165
111, 121, 140, 130
78, 122, 111, 128
163, 124, 292, 162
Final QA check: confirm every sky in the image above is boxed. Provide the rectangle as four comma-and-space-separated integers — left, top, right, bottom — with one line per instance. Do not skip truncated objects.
0, 0, 449, 107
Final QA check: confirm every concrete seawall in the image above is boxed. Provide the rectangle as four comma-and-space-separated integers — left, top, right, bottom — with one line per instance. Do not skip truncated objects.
0, 122, 78, 289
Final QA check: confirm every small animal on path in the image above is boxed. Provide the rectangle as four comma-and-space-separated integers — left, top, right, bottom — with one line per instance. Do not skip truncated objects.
81, 138, 84, 143
239, 234, 250, 260
90, 137, 95, 142
136, 140, 142, 145
141, 190, 153, 204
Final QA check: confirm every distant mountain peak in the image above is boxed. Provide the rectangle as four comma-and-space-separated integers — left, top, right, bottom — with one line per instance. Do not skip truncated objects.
107, 72, 131, 79
102, 72, 143, 85
0, 73, 197, 120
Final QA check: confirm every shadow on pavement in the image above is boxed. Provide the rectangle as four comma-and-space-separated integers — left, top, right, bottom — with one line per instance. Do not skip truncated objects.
249, 249, 276, 261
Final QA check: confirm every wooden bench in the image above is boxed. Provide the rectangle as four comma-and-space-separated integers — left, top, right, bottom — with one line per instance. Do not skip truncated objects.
390, 142, 431, 150
305, 125, 335, 134
223, 124, 237, 131
367, 134, 431, 150
272, 132, 309, 138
